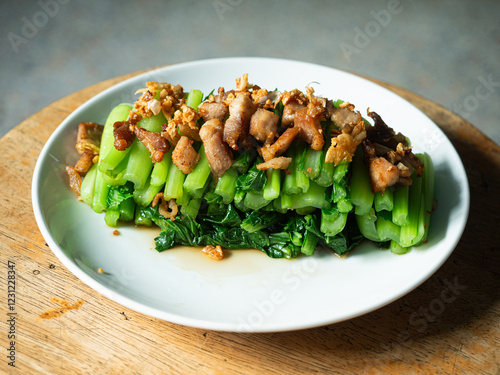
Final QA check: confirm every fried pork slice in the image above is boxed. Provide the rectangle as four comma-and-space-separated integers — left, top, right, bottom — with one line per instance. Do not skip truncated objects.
76, 122, 104, 155
74, 122, 104, 174
223, 92, 257, 150
74, 152, 94, 175
323, 99, 335, 121
281, 101, 305, 127
294, 107, 324, 151
330, 104, 363, 132
280, 89, 308, 127
131, 125, 170, 163
162, 104, 201, 145
362, 108, 426, 193
249, 108, 280, 144
363, 140, 403, 194
260, 126, 300, 161
172, 136, 200, 174
198, 87, 229, 122
366, 110, 424, 177
66, 166, 82, 197
367, 157, 400, 193
256, 156, 292, 171
199, 119, 234, 180
325, 104, 367, 165
113, 121, 136, 151
198, 101, 228, 122
112, 111, 142, 151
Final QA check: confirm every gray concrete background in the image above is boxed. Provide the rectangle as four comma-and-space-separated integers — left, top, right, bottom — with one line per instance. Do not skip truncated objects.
1, 0, 499, 145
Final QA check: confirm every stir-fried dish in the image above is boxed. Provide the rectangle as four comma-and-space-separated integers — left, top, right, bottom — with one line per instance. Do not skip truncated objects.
66, 74, 434, 260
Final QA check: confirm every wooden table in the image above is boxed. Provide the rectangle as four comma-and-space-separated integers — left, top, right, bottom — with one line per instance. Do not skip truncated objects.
1, 68, 499, 374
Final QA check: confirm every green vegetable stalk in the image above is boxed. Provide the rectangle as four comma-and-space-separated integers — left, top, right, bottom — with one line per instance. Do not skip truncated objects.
92, 103, 133, 213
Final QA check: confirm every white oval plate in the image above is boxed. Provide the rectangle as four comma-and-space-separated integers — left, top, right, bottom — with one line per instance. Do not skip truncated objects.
32, 57, 469, 332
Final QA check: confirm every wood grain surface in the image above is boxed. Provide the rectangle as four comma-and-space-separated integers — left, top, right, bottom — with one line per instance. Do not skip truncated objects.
0, 68, 499, 375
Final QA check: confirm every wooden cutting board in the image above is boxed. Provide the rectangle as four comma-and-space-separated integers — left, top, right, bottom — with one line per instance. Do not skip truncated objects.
0, 68, 499, 374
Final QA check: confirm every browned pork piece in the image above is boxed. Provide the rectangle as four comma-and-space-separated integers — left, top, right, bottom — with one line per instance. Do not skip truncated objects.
366, 110, 424, 177
76, 122, 104, 155
198, 87, 229, 122
172, 136, 200, 174
66, 166, 82, 197
112, 111, 142, 151
362, 139, 403, 194
256, 156, 292, 171
199, 119, 234, 179
223, 92, 257, 150
280, 89, 307, 127
294, 107, 325, 150
67, 122, 104, 194
361, 110, 424, 193
282, 101, 305, 127
131, 125, 170, 163
249, 108, 280, 144
330, 104, 363, 132
325, 104, 367, 166
74, 152, 94, 175
74, 122, 104, 174
113, 121, 136, 151
198, 101, 228, 122
260, 126, 300, 161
